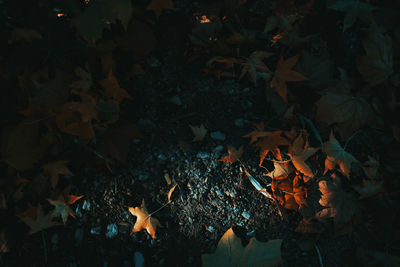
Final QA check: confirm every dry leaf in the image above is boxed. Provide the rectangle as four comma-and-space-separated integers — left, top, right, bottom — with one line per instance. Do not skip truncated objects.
17, 204, 62, 235
100, 70, 132, 103
288, 131, 319, 177
48, 190, 83, 225
202, 227, 282, 267
190, 124, 207, 142
128, 199, 160, 239
270, 55, 307, 101
42, 160, 73, 189
240, 51, 273, 85
265, 161, 294, 179
316, 180, 357, 231
168, 184, 177, 203
316, 86, 375, 138
253, 131, 290, 166
218, 145, 243, 165
323, 132, 358, 178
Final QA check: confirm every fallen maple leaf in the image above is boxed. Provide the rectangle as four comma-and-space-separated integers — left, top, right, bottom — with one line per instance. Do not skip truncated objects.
270, 55, 307, 101
329, 1, 375, 31
190, 124, 207, 142
202, 227, 282, 267
356, 30, 393, 86
288, 131, 319, 178
316, 180, 357, 231
240, 51, 273, 85
100, 70, 132, 102
316, 86, 374, 138
218, 145, 243, 165
323, 132, 358, 178
48, 190, 83, 225
253, 131, 290, 166
128, 199, 160, 239
42, 160, 73, 189
265, 161, 294, 179
17, 204, 62, 235
362, 156, 379, 180
242, 122, 268, 144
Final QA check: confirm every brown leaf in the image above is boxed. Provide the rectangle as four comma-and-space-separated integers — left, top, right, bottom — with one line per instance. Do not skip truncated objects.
323, 132, 358, 178
217, 145, 243, 165
240, 51, 273, 85
253, 131, 290, 166
0, 119, 50, 171
316, 87, 374, 138
11, 27, 42, 42
100, 70, 132, 103
42, 161, 73, 189
167, 184, 177, 203
190, 124, 207, 142
270, 55, 307, 101
357, 31, 393, 86
97, 123, 143, 164
288, 131, 319, 177
316, 180, 357, 231
17, 204, 62, 235
128, 199, 160, 239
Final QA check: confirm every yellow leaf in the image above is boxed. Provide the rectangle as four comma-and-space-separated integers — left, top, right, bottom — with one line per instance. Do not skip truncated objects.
128, 199, 160, 239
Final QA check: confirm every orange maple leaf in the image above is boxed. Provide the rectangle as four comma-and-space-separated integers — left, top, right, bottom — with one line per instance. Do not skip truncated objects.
218, 145, 244, 164
270, 55, 307, 101
253, 131, 289, 166
128, 199, 161, 239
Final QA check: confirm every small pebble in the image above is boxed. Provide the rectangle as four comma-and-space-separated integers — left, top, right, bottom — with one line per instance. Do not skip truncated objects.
241, 211, 251, 220
158, 154, 167, 161
234, 119, 244, 127
90, 226, 101, 235
82, 200, 91, 211
246, 230, 256, 237
105, 223, 118, 238
210, 131, 226, 141
196, 152, 210, 159
207, 226, 215, 232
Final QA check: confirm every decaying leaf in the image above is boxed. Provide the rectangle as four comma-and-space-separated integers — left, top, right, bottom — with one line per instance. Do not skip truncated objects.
190, 124, 207, 142
316, 86, 374, 138
128, 199, 161, 239
323, 132, 358, 178
17, 204, 62, 235
202, 227, 282, 267
218, 145, 243, 165
356, 31, 393, 86
316, 180, 357, 231
42, 160, 73, 189
270, 55, 307, 101
240, 51, 273, 85
265, 161, 294, 179
288, 131, 319, 178
329, 1, 375, 31
47, 187, 83, 225
167, 183, 177, 203
253, 131, 290, 166
100, 70, 132, 103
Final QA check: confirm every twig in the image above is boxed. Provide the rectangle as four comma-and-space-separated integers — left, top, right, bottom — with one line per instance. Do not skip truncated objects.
315, 244, 323, 267
41, 231, 48, 264
343, 129, 362, 150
